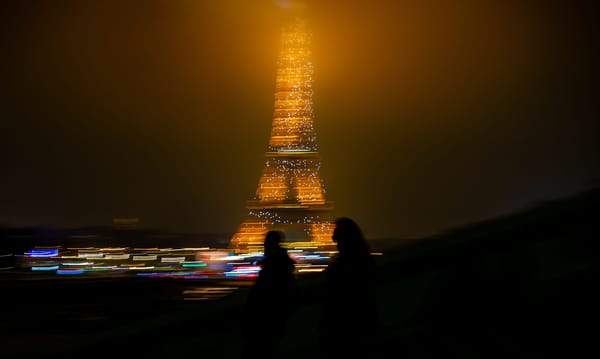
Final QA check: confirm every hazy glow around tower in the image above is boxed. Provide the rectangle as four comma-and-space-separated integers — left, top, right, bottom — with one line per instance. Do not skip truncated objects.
275, 0, 307, 9
270, 18, 316, 153
229, 15, 335, 251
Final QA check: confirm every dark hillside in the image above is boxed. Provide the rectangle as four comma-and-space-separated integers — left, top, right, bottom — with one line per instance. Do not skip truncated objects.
370, 186, 599, 358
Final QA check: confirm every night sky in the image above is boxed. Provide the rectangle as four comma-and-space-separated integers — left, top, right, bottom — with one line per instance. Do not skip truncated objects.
2, 0, 599, 239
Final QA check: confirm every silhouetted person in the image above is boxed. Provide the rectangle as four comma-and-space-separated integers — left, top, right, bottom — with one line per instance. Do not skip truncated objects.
318, 217, 378, 357
242, 230, 297, 359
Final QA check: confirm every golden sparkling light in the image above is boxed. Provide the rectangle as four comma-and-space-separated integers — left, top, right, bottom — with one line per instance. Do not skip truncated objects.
230, 18, 334, 252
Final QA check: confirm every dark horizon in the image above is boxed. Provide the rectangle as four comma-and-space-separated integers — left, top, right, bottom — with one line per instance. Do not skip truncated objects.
3, 184, 597, 244
2, 0, 599, 240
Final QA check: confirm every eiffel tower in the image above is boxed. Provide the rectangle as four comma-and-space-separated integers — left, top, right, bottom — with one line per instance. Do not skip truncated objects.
229, 17, 335, 252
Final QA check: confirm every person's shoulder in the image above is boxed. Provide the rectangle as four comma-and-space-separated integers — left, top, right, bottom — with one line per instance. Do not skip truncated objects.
286, 254, 296, 265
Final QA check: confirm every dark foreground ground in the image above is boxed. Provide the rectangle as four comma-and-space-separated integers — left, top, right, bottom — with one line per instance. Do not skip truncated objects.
1, 187, 598, 359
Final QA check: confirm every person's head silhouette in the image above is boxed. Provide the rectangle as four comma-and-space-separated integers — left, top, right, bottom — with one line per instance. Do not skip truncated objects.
264, 230, 285, 257
332, 217, 370, 257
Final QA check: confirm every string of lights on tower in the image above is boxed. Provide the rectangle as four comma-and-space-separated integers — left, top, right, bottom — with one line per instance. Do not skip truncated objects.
229, 17, 335, 252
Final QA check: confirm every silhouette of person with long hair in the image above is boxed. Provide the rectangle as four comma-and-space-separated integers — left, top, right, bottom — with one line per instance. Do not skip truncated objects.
318, 217, 378, 357
241, 230, 297, 359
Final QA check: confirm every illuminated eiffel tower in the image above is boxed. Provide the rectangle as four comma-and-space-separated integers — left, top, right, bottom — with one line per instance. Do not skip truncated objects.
229, 17, 335, 252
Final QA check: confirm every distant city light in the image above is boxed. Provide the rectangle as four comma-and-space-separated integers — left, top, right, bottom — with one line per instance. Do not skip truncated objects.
26, 248, 59, 257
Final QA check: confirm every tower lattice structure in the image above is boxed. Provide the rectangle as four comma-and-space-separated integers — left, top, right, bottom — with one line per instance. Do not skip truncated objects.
229, 18, 335, 252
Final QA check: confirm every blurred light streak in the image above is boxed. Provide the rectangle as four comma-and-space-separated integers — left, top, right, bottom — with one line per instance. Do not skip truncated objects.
295, 264, 327, 268
31, 265, 59, 271
182, 286, 238, 300
104, 254, 130, 260
182, 261, 207, 267
77, 252, 103, 259
62, 261, 93, 266
132, 255, 158, 261
297, 268, 325, 273
89, 265, 120, 270
224, 265, 260, 278
57, 269, 85, 275
26, 249, 59, 257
